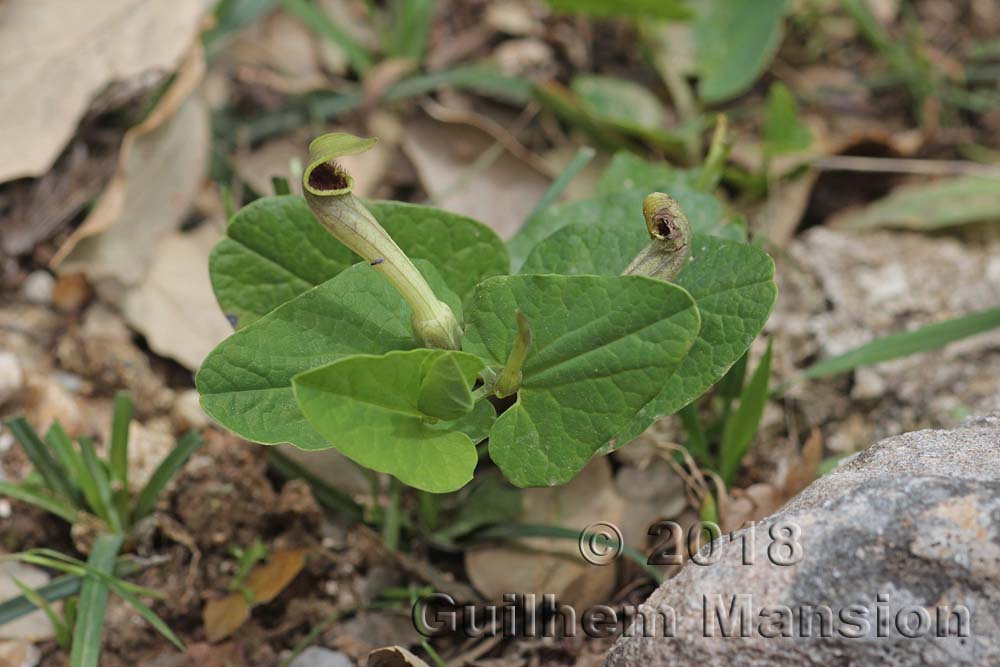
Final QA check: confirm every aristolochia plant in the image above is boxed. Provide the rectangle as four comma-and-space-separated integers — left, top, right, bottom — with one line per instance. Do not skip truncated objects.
197, 134, 776, 493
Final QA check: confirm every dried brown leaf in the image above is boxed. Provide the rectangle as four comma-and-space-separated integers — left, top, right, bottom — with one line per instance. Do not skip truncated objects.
367, 646, 431, 667
53, 44, 209, 290
0, 0, 206, 182
203, 593, 250, 643
245, 548, 307, 604
401, 117, 550, 239
121, 224, 233, 370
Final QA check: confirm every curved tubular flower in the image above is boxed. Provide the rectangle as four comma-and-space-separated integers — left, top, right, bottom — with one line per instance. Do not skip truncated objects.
302, 133, 462, 350
621, 192, 692, 282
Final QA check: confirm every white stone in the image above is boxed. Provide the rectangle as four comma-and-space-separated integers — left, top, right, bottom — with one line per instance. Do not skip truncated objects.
287, 647, 353, 667
21, 271, 54, 305
172, 388, 209, 431
0, 352, 24, 406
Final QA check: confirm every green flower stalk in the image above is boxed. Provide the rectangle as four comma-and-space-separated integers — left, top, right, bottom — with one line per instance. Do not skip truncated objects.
622, 193, 692, 282
302, 133, 462, 350
494, 311, 532, 398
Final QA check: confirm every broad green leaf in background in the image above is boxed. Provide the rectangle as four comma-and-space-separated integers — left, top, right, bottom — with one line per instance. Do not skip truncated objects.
565, 77, 695, 156
546, 0, 692, 20
595, 151, 698, 196
463, 274, 701, 487
571, 75, 667, 133
197, 261, 460, 451
510, 182, 738, 272
210, 197, 507, 328
521, 229, 776, 447
533, 82, 691, 160
832, 176, 1000, 231
719, 341, 773, 483
694, 0, 789, 103
293, 349, 486, 493
763, 82, 812, 156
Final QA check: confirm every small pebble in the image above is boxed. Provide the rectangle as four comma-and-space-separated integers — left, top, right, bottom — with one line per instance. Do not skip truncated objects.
173, 389, 209, 431
0, 352, 24, 406
0, 640, 41, 667
21, 271, 54, 305
288, 647, 353, 667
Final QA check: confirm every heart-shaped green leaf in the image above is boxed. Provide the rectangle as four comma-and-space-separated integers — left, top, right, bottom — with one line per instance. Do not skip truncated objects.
367, 200, 509, 304
210, 196, 507, 328
518, 226, 776, 449
431, 399, 496, 444
596, 151, 698, 196
210, 195, 357, 329
463, 275, 701, 487
196, 260, 461, 450
508, 157, 741, 271
293, 349, 486, 493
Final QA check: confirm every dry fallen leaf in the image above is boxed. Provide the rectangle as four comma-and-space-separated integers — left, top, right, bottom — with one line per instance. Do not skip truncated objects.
464, 456, 622, 610
121, 224, 233, 371
227, 10, 328, 94
203, 594, 250, 644
0, 0, 206, 182
401, 116, 550, 239
244, 548, 307, 604
202, 548, 307, 642
367, 646, 431, 667
0, 142, 118, 256
53, 44, 209, 292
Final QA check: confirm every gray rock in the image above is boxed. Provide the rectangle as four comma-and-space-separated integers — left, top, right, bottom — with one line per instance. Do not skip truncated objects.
769, 228, 1000, 452
606, 415, 1000, 667
288, 647, 354, 667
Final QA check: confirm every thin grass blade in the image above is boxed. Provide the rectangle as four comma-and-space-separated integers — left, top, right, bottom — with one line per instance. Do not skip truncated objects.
132, 431, 203, 523
102, 577, 184, 650
70, 534, 123, 667
108, 392, 133, 491
801, 307, 1000, 381
720, 341, 773, 484
11, 577, 70, 647
280, 0, 373, 74
77, 437, 121, 531
44, 422, 87, 507
6, 417, 77, 504
0, 481, 79, 523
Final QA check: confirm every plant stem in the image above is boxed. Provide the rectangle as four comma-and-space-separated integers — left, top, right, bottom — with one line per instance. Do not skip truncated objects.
494, 311, 532, 398
382, 478, 403, 551
417, 491, 439, 531
695, 114, 730, 192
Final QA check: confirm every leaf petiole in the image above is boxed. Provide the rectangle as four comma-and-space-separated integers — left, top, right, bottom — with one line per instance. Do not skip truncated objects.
494, 311, 532, 398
